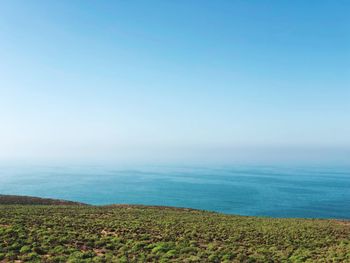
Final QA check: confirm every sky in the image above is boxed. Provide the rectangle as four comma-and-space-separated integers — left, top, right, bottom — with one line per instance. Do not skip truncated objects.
0, 0, 349, 165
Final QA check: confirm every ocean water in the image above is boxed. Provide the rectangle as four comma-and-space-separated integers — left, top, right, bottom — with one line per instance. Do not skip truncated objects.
0, 164, 349, 219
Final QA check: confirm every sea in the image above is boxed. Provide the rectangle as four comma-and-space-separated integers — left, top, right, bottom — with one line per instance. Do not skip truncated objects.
0, 164, 349, 219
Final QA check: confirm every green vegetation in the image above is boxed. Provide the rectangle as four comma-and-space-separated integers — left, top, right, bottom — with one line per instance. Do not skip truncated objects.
0, 195, 86, 206
0, 197, 349, 262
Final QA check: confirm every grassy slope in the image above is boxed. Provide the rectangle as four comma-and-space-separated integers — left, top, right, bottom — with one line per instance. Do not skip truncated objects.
0, 195, 86, 206
0, 197, 349, 262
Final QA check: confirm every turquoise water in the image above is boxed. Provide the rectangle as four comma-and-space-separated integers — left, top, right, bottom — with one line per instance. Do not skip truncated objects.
0, 165, 349, 219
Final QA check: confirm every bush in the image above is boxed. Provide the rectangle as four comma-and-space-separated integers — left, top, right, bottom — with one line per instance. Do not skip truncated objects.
20, 245, 31, 254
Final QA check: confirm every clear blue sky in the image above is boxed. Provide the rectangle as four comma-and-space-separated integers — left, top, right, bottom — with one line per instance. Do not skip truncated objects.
0, 1, 349, 165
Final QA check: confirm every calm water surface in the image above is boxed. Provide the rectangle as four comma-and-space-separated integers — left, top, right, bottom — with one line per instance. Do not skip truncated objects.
0, 165, 349, 219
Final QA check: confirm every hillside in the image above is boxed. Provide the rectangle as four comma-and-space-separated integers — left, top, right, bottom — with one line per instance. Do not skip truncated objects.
0, 196, 349, 262
0, 194, 86, 206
